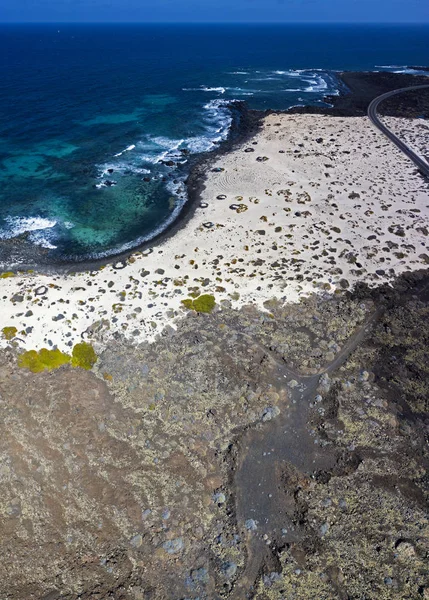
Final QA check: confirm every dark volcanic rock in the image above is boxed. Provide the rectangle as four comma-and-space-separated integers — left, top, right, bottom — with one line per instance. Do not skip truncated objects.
288, 71, 429, 117
1, 272, 428, 598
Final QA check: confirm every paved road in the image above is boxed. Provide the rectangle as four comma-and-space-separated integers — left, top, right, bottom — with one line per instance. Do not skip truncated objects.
367, 84, 429, 178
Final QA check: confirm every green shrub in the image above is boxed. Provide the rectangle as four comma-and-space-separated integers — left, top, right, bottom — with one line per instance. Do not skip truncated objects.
18, 348, 71, 373
181, 294, 216, 313
193, 294, 216, 313
18, 342, 97, 373
71, 342, 97, 370
181, 298, 194, 310
2, 326, 17, 341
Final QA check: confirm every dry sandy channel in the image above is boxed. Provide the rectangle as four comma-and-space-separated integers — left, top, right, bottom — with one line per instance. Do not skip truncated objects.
1, 113, 428, 353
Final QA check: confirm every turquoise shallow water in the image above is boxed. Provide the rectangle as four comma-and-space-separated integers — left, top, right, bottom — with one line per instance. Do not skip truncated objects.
0, 23, 429, 262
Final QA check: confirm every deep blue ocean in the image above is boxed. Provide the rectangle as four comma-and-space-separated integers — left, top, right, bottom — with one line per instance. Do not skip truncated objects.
0, 24, 429, 262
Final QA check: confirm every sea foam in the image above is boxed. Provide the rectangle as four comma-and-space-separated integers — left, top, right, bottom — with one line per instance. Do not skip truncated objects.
114, 144, 136, 157
0, 216, 59, 249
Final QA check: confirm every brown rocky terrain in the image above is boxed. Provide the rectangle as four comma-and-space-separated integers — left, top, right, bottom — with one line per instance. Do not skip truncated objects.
0, 270, 428, 599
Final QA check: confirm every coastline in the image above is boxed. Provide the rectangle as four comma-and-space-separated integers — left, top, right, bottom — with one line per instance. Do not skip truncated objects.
0, 101, 265, 275
1, 61, 429, 599
2, 70, 428, 275
1, 92, 429, 352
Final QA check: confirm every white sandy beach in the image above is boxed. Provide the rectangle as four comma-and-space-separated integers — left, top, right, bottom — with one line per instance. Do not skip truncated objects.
1, 114, 428, 353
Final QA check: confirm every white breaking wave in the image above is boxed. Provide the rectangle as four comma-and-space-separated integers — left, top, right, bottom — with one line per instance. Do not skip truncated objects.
114, 144, 136, 157
374, 65, 428, 74
274, 69, 305, 76
183, 86, 227, 94
88, 102, 240, 259
0, 216, 59, 249
201, 86, 226, 93
227, 87, 262, 94
0, 216, 57, 239
99, 162, 150, 178
149, 137, 186, 163
301, 75, 330, 92
28, 230, 58, 250
394, 68, 427, 74
226, 68, 338, 96
139, 98, 238, 160
374, 64, 404, 68
203, 98, 237, 136
184, 136, 218, 153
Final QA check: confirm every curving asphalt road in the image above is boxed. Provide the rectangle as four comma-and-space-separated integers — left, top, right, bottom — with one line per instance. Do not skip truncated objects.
367, 84, 429, 178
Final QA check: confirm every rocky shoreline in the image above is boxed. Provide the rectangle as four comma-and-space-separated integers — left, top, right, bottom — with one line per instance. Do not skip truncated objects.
290, 70, 429, 117
2, 70, 428, 274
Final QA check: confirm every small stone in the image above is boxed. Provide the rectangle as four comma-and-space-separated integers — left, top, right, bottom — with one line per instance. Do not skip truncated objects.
130, 534, 143, 548
288, 379, 298, 389
262, 406, 280, 422
52, 314, 65, 322
213, 492, 226, 505
395, 541, 416, 559
245, 519, 258, 531
191, 567, 209, 584
222, 561, 237, 579
163, 537, 184, 554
